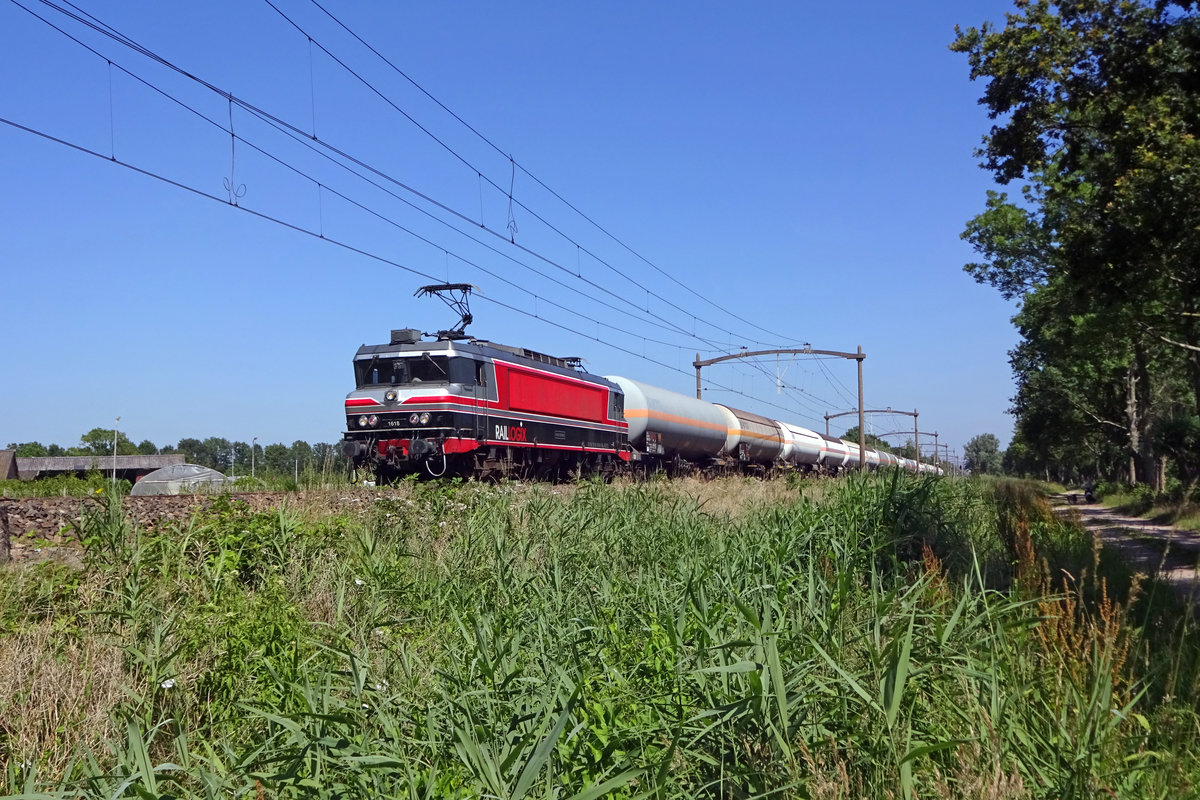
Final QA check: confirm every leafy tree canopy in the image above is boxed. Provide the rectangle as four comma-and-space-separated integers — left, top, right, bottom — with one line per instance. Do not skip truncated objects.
6, 441, 48, 457
964, 433, 1005, 475
839, 426, 893, 452
953, 0, 1200, 485
77, 428, 138, 456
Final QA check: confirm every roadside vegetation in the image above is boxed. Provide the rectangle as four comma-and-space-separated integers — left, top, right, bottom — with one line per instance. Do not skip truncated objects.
1095, 482, 1200, 533
2, 472, 1199, 798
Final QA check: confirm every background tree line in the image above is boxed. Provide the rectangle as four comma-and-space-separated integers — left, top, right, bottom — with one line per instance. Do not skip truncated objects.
954, 0, 1200, 488
6, 428, 347, 478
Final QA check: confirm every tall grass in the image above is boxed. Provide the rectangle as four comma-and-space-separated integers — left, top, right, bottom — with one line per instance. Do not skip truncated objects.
1, 473, 1197, 798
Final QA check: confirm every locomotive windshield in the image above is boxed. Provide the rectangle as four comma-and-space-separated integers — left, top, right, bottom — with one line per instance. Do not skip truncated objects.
355, 355, 450, 387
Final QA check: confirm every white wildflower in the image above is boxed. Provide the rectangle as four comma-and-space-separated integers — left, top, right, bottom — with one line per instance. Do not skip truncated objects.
354, 578, 365, 587
160, 678, 176, 690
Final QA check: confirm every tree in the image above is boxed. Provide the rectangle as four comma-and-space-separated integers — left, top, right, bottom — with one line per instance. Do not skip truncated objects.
839, 426, 893, 452
6, 442, 48, 457
77, 427, 137, 456
175, 438, 204, 465
964, 434, 1004, 475
952, 0, 1200, 485
290, 441, 314, 472
202, 437, 234, 472
231, 441, 252, 476
136, 440, 159, 455
263, 443, 291, 475
175, 437, 232, 471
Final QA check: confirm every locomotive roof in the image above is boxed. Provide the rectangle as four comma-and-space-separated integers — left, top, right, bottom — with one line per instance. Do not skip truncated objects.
353, 336, 617, 388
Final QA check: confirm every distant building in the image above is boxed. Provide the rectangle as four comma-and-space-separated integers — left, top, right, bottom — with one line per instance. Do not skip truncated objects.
13, 454, 185, 483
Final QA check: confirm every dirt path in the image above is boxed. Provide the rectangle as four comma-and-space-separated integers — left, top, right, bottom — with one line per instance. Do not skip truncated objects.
1054, 497, 1200, 601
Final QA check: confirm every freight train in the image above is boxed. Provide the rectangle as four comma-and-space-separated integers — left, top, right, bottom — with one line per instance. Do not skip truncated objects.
340, 321, 940, 483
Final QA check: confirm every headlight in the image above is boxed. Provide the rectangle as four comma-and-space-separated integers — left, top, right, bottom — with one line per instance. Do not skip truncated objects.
357, 416, 369, 428
367, 415, 379, 427
419, 412, 431, 424
409, 412, 420, 425
384, 390, 398, 403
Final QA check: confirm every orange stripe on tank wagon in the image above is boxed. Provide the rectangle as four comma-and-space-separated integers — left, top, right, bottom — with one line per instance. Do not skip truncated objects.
732, 429, 782, 444
623, 408, 727, 432
623, 410, 782, 442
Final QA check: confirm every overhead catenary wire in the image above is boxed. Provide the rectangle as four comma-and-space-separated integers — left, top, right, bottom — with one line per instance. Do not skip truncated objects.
302, 0, 802, 346
31, 0, 788, 355
255, 0, 801, 350
816, 356, 858, 407
0, 111, 825, 424
15, 0, 747, 356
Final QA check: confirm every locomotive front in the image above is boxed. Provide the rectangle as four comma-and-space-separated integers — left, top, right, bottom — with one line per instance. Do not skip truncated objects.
341, 329, 490, 481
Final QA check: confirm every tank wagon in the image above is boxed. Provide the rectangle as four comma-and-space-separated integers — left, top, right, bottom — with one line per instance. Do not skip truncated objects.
342, 326, 943, 481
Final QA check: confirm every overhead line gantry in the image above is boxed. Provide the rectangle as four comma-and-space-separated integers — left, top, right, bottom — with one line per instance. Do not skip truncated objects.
695, 346, 866, 468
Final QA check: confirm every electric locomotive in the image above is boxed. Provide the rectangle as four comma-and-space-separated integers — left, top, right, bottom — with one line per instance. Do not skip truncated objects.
341, 286, 629, 481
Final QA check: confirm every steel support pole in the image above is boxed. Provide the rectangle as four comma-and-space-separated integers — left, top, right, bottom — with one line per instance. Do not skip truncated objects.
914, 410, 920, 473
695, 353, 702, 400
857, 346, 865, 470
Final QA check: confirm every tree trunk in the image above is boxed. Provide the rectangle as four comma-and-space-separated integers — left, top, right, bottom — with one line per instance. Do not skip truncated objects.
1126, 343, 1157, 486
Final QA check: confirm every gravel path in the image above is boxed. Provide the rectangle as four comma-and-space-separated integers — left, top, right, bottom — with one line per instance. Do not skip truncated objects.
1055, 498, 1200, 601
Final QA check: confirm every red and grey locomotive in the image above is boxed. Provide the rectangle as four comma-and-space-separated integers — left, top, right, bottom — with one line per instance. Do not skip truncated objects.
340, 325, 629, 481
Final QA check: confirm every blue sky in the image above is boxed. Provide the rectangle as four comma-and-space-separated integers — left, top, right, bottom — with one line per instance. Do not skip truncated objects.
1, 1, 1019, 461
